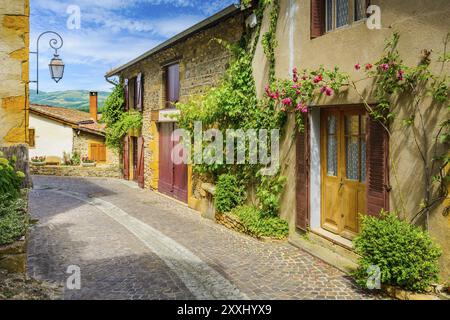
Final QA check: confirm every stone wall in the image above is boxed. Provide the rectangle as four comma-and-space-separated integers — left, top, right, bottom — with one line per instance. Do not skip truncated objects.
120, 13, 245, 198
0, 0, 29, 146
73, 130, 119, 165
31, 164, 121, 178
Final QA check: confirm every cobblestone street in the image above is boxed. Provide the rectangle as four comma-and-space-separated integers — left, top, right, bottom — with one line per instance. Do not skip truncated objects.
28, 176, 377, 300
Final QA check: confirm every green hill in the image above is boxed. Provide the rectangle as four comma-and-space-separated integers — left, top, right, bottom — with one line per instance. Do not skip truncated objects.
30, 90, 111, 112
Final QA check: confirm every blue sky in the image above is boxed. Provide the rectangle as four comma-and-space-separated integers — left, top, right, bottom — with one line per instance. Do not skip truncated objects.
30, 0, 236, 93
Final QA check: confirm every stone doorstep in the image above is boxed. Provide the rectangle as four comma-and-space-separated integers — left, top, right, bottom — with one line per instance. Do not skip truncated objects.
289, 231, 446, 300
289, 233, 359, 274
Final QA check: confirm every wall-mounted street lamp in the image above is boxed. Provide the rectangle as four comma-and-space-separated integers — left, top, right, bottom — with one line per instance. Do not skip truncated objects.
30, 31, 65, 94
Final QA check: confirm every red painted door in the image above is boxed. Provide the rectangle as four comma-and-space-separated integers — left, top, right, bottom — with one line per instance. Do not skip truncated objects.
158, 123, 188, 203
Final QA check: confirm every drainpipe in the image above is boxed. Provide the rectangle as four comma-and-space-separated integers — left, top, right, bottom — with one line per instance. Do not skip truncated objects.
104, 74, 118, 86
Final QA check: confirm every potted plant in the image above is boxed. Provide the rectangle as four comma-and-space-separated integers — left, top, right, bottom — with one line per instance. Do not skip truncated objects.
81, 155, 96, 167
30, 156, 46, 166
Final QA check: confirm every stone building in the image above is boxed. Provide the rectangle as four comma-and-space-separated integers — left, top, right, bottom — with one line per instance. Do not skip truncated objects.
0, 0, 30, 146
29, 92, 118, 166
105, 5, 246, 209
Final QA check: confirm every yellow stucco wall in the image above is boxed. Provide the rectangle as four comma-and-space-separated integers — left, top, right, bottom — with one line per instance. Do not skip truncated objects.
252, 0, 450, 281
0, 0, 30, 146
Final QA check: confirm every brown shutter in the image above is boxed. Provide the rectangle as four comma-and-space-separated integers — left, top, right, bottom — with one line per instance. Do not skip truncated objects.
137, 136, 145, 188
366, 118, 390, 216
123, 136, 130, 180
296, 113, 310, 231
124, 78, 129, 111
136, 73, 143, 111
310, 0, 325, 39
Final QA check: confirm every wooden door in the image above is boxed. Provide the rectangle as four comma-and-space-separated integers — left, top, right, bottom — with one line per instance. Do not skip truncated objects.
159, 123, 174, 195
132, 137, 138, 182
123, 136, 130, 180
321, 108, 367, 239
158, 122, 188, 203
137, 136, 145, 188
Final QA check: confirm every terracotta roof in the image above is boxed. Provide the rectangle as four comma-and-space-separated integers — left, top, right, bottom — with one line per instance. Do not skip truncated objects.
30, 104, 105, 136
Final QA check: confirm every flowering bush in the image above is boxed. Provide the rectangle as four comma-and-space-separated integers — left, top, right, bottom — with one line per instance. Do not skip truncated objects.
265, 66, 349, 131
31, 156, 46, 163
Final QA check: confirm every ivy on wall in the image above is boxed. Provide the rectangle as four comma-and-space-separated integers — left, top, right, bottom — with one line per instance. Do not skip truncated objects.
102, 82, 143, 150
177, 0, 286, 218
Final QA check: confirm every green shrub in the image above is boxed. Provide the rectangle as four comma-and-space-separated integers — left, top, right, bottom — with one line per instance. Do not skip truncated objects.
215, 174, 246, 213
256, 173, 286, 217
0, 152, 24, 199
230, 205, 289, 239
0, 195, 28, 246
353, 211, 442, 292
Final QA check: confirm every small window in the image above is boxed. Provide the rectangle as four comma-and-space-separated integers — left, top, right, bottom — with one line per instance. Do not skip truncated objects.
354, 0, 367, 22
325, 0, 333, 32
28, 128, 35, 148
312, 0, 367, 36
129, 77, 137, 110
336, 0, 349, 28
165, 63, 180, 108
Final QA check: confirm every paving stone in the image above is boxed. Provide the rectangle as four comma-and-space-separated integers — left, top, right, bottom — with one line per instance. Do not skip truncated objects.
28, 176, 383, 300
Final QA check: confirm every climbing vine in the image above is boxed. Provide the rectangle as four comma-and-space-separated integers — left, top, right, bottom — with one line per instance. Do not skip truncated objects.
268, 32, 450, 226
261, 0, 280, 83
102, 82, 143, 150
177, 0, 285, 217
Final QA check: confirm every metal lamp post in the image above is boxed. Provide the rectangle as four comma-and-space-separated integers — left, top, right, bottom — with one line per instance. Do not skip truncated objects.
30, 31, 65, 94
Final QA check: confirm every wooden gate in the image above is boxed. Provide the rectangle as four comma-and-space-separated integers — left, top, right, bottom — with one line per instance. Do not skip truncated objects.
158, 122, 188, 203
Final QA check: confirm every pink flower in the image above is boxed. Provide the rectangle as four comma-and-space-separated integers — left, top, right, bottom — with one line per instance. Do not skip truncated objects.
274, 90, 280, 100
313, 74, 323, 83
320, 86, 327, 93
296, 102, 308, 114
355, 63, 361, 70
302, 75, 308, 81
281, 98, 292, 106
365, 63, 373, 71
397, 69, 405, 81
325, 87, 334, 96
292, 83, 301, 89
292, 68, 299, 82
380, 63, 389, 71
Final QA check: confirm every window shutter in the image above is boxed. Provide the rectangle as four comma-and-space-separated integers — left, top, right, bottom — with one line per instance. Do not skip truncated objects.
136, 73, 143, 111
311, 0, 325, 39
366, 118, 390, 216
137, 136, 145, 188
124, 78, 129, 111
296, 113, 310, 231
123, 136, 130, 180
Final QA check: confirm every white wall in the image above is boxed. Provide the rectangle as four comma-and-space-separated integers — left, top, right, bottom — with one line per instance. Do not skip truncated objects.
29, 113, 73, 159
